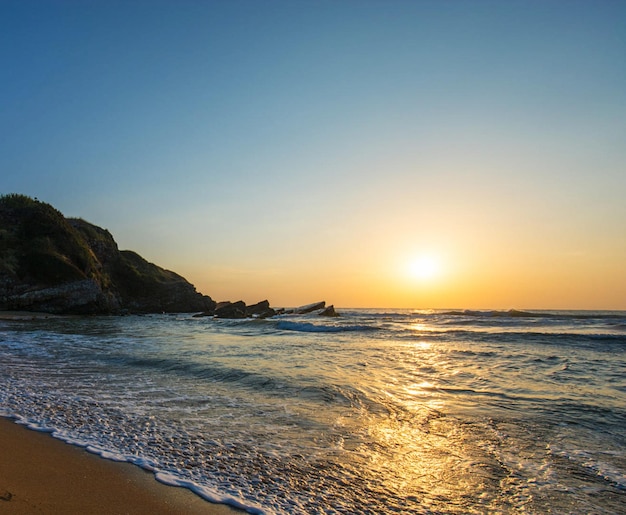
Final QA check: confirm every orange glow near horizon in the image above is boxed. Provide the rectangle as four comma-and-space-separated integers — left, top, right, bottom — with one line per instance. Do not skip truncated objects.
186, 244, 626, 310
173, 216, 626, 311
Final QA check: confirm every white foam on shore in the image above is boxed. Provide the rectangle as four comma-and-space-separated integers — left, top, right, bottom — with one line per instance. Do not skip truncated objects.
155, 471, 267, 514
2, 413, 265, 514
2, 310, 625, 514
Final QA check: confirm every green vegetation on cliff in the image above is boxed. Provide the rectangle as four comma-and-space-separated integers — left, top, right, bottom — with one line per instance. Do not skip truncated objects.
0, 195, 95, 282
0, 194, 213, 314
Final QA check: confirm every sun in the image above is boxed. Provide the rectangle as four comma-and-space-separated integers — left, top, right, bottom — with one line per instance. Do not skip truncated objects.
407, 255, 441, 281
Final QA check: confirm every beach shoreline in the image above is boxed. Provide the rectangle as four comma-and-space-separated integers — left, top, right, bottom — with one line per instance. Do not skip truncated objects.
0, 417, 241, 514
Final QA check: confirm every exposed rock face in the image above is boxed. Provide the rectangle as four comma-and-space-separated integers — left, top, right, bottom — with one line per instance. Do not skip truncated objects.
1, 278, 118, 314
193, 299, 338, 319
0, 194, 214, 314
107, 250, 214, 313
294, 301, 326, 314
319, 305, 339, 317
246, 299, 276, 319
214, 300, 247, 319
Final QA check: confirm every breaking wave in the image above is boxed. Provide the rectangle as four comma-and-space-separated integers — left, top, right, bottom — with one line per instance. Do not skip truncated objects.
275, 320, 376, 333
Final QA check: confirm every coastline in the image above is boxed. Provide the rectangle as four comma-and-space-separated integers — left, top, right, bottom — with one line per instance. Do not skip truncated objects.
0, 417, 241, 514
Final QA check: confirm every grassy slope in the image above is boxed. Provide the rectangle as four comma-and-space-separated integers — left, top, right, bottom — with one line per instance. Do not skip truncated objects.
0, 194, 100, 286
0, 194, 208, 313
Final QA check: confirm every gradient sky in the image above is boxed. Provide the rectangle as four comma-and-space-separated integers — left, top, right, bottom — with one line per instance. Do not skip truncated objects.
2, 0, 625, 309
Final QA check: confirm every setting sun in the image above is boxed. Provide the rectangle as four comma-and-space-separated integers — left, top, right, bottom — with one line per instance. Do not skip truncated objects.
408, 255, 441, 281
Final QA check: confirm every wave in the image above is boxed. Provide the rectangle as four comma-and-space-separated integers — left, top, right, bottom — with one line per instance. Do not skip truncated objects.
127, 355, 265, 384
442, 309, 625, 320
275, 321, 377, 333
443, 309, 554, 318
197, 316, 380, 335
403, 328, 626, 349
117, 354, 369, 409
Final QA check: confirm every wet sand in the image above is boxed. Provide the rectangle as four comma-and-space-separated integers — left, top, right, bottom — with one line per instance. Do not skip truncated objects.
0, 417, 241, 514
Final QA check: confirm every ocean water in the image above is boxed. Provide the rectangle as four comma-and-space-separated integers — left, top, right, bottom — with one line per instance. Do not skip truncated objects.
1, 309, 625, 514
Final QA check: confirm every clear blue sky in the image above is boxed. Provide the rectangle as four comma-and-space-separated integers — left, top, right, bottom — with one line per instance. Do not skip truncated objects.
2, 0, 625, 308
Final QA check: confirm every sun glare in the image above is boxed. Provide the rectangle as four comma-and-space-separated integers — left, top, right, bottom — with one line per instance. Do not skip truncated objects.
408, 255, 441, 281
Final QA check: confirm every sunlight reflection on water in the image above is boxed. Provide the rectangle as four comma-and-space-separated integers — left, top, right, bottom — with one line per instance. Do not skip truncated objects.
409, 323, 437, 332
1, 311, 625, 514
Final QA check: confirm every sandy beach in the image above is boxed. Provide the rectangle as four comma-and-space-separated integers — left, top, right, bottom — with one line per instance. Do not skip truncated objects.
0, 417, 240, 514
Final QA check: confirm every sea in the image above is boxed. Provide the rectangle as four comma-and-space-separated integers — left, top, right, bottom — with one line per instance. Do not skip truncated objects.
1, 309, 625, 514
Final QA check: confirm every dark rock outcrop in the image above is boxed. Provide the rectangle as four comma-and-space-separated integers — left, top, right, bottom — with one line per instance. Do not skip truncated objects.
246, 299, 276, 319
294, 301, 326, 314
319, 305, 339, 317
214, 300, 247, 319
0, 194, 214, 314
1, 278, 117, 314
195, 299, 338, 319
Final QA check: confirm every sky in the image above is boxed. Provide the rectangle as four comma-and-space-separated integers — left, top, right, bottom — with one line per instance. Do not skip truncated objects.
1, 0, 625, 309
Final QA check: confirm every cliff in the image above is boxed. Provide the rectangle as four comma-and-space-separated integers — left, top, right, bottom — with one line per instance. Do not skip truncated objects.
0, 194, 215, 314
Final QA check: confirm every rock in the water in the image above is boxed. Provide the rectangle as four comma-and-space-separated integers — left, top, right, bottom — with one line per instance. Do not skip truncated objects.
214, 300, 247, 318
295, 301, 326, 314
246, 299, 276, 319
319, 305, 339, 317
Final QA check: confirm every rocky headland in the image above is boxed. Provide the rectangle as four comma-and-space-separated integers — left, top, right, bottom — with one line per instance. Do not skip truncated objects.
0, 194, 338, 317
0, 194, 214, 314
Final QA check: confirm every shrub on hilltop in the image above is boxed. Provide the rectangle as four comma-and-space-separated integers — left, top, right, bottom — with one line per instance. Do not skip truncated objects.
0, 194, 101, 286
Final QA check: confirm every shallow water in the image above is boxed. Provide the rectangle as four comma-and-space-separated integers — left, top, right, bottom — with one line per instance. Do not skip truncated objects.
1, 309, 625, 514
